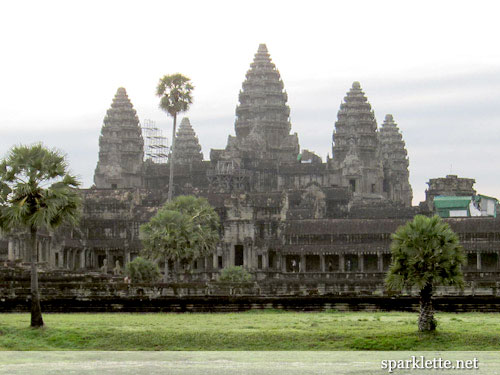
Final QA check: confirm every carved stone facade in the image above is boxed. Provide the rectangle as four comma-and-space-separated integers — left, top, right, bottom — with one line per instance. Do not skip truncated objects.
94, 87, 144, 189
4, 45, 500, 283
175, 117, 203, 164
380, 114, 413, 206
330, 82, 385, 200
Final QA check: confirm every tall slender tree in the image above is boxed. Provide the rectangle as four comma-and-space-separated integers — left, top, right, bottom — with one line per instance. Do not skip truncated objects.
156, 74, 194, 201
0, 144, 81, 327
385, 215, 465, 332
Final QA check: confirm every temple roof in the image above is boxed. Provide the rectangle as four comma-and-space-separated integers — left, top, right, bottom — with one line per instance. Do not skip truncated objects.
175, 117, 203, 163
380, 114, 409, 170
230, 44, 299, 161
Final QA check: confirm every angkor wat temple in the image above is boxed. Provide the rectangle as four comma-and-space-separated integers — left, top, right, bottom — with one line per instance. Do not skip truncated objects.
2, 44, 500, 282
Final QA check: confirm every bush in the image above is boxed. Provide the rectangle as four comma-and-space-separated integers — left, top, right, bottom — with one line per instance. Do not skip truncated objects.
219, 266, 253, 283
125, 257, 161, 283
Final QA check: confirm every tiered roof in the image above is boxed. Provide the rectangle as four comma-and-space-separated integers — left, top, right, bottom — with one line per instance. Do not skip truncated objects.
380, 114, 409, 172
94, 87, 144, 188
231, 43, 299, 160
379, 114, 412, 206
174, 117, 203, 163
332, 81, 379, 163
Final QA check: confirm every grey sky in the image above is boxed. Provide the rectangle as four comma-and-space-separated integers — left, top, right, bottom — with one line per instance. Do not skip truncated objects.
1, 0, 499, 204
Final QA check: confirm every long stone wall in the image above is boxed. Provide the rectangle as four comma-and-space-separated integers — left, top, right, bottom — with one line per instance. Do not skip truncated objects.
2, 268, 500, 313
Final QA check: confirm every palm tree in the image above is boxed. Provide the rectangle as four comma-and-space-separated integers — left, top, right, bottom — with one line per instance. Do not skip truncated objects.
156, 74, 194, 201
385, 215, 465, 332
0, 144, 81, 327
140, 195, 219, 281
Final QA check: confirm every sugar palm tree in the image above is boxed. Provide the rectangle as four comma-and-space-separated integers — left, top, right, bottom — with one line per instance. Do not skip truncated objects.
140, 195, 219, 281
385, 215, 465, 332
156, 74, 194, 201
0, 144, 81, 327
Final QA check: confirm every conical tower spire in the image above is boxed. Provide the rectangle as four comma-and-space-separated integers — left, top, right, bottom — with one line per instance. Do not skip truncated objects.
380, 114, 412, 206
174, 117, 203, 164
229, 43, 299, 161
94, 87, 144, 189
331, 82, 383, 196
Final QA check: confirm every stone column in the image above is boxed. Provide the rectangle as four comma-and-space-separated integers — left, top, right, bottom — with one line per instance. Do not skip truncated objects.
263, 252, 269, 270
358, 254, 364, 272
477, 252, 482, 271
8, 238, 15, 261
377, 252, 383, 272
213, 253, 218, 269
339, 254, 345, 272
282, 254, 287, 272
320, 254, 326, 272
80, 249, 86, 270
300, 254, 306, 273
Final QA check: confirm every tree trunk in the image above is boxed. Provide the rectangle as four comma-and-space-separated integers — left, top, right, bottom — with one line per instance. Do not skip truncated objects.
29, 226, 44, 328
167, 114, 177, 202
164, 256, 169, 282
418, 283, 436, 332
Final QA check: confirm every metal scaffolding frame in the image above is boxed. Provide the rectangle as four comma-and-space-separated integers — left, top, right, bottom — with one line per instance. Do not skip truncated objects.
141, 119, 169, 164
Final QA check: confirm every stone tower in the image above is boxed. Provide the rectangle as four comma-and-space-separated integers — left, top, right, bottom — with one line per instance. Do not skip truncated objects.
380, 114, 413, 206
225, 43, 299, 162
331, 82, 384, 197
94, 87, 144, 189
174, 117, 203, 164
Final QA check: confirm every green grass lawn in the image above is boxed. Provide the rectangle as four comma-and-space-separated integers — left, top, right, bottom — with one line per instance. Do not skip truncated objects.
0, 310, 499, 350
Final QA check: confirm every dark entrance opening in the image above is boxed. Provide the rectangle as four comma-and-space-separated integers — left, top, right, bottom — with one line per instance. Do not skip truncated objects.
344, 254, 358, 271
364, 254, 378, 271
349, 179, 356, 192
98, 254, 106, 268
325, 254, 339, 271
286, 255, 301, 272
482, 253, 498, 271
306, 254, 320, 271
466, 253, 477, 271
268, 250, 277, 269
234, 245, 244, 266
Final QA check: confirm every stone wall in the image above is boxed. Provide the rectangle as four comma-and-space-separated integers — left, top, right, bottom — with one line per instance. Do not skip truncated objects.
3, 268, 500, 313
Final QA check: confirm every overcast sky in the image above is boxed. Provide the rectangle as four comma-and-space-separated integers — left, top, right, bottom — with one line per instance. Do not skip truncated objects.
1, 0, 499, 205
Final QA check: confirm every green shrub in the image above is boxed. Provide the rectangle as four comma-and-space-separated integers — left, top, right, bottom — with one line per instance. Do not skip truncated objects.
219, 266, 253, 283
125, 257, 161, 283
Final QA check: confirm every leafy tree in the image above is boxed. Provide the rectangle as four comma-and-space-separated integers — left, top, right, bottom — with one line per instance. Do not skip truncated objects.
0, 144, 81, 327
140, 195, 219, 281
125, 257, 161, 283
385, 215, 465, 332
219, 266, 253, 283
156, 73, 194, 202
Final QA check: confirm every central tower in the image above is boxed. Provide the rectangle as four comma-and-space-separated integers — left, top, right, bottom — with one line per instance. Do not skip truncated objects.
225, 44, 299, 162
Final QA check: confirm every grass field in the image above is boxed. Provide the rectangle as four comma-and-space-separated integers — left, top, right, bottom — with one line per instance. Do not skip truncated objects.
0, 311, 499, 350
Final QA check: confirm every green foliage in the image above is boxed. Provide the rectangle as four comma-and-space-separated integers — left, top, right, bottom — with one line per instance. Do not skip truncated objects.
385, 215, 466, 291
125, 257, 161, 283
140, 195, 220, 265
156, 73, 194, 117
0, 143, 81, 232
219, 266, 253, 283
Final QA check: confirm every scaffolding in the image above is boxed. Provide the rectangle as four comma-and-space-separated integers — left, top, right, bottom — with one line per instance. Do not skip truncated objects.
141, 119, 169, 164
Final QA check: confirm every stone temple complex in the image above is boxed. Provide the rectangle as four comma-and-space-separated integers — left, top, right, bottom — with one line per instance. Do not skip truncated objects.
2, 44, 499, 284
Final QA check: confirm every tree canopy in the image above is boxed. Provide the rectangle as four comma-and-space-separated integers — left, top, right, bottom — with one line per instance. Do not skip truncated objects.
156, 73, 194, 117
140, 195, 220, 269
385, 214, 465, 331
0, 143, 82, 327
